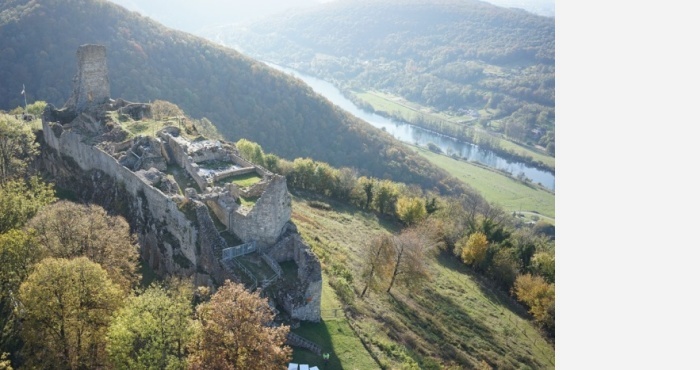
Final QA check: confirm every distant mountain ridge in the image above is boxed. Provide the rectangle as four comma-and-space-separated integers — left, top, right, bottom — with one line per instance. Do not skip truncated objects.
207, 0, 555, 151
0, 0, 468, 195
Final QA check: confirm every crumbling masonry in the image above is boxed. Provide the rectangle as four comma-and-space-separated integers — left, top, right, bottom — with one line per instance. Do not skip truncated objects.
40, 44, 321, 322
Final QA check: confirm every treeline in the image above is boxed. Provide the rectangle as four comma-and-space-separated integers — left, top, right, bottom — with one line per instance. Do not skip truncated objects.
0, 114, 291, 369
237, 138, 555, 336
213, 0, 555, 153
0, 0, 466, 196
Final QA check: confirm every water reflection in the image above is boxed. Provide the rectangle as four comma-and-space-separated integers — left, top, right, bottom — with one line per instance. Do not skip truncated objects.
268, 63, 555, 191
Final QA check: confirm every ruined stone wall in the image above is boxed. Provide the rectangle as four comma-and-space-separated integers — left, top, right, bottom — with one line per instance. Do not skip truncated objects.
42, 120, 200, 277
211, 166, 256, 182
231, 175, 292, 246
268, 233, 322, 322
64, 45, 110, 112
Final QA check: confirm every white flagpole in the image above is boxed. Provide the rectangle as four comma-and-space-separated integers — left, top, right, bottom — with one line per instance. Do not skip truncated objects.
22, 84, 27, 112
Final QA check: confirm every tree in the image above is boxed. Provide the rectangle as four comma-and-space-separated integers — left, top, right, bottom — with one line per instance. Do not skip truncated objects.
512, 274, 554, 333
396, 196, 427, 225
530, 252, 555, 284
358, 176, 374, 210
151, 100, 185, 121
106, 281, 195, 370
334, 167, 357, 201
0, 115, 38, 183
0, 230, 40, 360
0, 177, 55, 234
19, 257, 123, 370
235, 139, 265, 166
459, 232, 489, 268
187, 281, 291, 369
373, 180, 399, 215
0, 352, 12, 370
360, 234, 395, 297
25, 101, 47, 117
27, 201, 140, 291
487, 248, 519, 290
386, 226, 432, 294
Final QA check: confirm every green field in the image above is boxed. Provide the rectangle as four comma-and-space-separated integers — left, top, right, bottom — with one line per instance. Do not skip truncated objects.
354, 90, 472, 125
351, 89, 555, 170
290, 192, 555, 369
414, 146, 555, 222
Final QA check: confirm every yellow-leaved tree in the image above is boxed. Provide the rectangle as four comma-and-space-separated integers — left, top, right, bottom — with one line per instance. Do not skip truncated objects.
188, 281, 291, 369
458, 231, 489, 268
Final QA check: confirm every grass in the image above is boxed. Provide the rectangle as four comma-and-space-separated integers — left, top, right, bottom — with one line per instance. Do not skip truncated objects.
292, 320, 380, 370
290, 192, 555, 369
238, 195, 258, 207
217, 172, 262, 188
475, 129, 555, 169
291, 273, 379, 369
353, 89, 472, 126
413, 146, 555, 221
122, 119, 168, 138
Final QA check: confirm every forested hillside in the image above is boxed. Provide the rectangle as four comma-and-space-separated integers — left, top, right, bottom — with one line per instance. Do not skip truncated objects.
208, 0, 555, 152
0, 0, 467, 195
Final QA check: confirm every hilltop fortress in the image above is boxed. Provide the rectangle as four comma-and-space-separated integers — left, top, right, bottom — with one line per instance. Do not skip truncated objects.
40, 45, 321, 322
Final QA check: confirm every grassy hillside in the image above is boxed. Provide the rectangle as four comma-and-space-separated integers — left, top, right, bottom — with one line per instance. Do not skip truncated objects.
0, 0, 468, 195
290, 191, 554, 369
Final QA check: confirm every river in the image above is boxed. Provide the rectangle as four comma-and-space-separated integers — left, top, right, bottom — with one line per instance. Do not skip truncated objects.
267, 63, 555, 191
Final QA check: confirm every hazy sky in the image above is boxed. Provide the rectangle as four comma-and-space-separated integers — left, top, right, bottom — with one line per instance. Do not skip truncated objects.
107, 0, 554, 34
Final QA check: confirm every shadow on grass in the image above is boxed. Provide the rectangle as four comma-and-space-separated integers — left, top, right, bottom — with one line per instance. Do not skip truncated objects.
291, 321, 339, 370
435, 250, 530, 319
290, 189, 402, 233
386, 290, 497, 365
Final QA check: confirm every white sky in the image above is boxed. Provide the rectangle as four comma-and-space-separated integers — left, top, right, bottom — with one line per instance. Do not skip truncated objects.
107, 0, 554, 34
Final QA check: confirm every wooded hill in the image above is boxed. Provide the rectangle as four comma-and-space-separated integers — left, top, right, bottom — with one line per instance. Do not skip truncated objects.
0, 0, 468, 195
207, 0, 555, 151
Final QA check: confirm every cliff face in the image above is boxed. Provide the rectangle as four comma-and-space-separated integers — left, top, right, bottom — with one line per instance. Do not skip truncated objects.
37, 44, 322, 321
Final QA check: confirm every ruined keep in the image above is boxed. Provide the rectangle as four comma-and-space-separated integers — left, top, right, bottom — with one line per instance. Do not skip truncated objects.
63, 44, 110, 112
40, 45, 321, 322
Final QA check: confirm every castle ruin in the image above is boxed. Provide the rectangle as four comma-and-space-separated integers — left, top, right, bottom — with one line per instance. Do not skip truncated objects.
40, 45, 321, 322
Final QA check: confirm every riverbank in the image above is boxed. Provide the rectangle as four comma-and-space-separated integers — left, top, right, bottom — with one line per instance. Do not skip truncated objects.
411, 145, 555, 220
346, 88, 555, 173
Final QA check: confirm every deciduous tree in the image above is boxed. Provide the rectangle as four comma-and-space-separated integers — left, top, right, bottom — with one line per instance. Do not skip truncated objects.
0, 177, 55, 234
459, 232, 489, 268
187, 281, 291, 369
27, 201, 140, 291
19, 257, 123, 370
360, 234, 395, 297
0, 230, 40, 359
386, 226, 432, 294
0, 115, 38, 183
396, 196, 427, 226
512, 274, 554, 332
107, 281, 195, 370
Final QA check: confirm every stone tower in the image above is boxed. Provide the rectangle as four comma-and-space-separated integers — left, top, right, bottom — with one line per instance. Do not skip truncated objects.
64, 44, 110, 112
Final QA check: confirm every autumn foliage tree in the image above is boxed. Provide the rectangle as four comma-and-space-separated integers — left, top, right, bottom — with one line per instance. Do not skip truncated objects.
386, 226, 433, 294
512, 274, 555, 334
396, 196, 427, 226
458, 232, 489, 269
19, 257, 123, 370
27, 201, 140, 292
187, 281, 291, 369
360, 234, 395, 297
